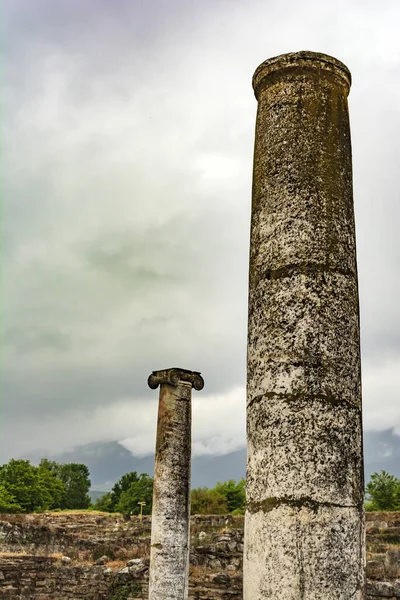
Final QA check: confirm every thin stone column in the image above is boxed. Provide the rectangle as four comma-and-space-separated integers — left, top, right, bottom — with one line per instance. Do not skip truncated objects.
147, 367, 204, 600
244, 52, 365, 599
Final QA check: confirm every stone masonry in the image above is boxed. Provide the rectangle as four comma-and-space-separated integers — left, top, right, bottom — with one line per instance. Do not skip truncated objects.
147, 368, 204, 600
0, 512, 399, 599
245, 51, 364, 599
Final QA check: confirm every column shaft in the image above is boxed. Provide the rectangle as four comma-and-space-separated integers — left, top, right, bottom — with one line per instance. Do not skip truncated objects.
148, 368, 204, 600
244, 52, 365, 600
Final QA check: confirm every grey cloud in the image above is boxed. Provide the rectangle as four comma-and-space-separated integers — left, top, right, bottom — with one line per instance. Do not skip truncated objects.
364, 429, 400, 481
85, 246, 178, 286
2, 0, 400, 459
3, 326, 71, 354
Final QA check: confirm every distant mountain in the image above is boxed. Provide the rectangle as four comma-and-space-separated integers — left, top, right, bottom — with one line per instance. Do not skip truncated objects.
89, 490, 107, 503
25, 442, 155, 491
24, 441, 246, 490
20, 429, 400, 492
363, 428, 400, 482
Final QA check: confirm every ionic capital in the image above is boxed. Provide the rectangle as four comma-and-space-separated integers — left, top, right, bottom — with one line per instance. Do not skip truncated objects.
148, 367, 204, 391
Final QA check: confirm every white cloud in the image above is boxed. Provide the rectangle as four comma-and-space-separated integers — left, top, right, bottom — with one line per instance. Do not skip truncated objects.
363, 360, 400, 432
2, 386, 245, 461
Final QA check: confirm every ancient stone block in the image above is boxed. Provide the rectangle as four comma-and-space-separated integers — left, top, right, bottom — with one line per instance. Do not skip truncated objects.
367, 561, 386, 580
385, 549, 400, 579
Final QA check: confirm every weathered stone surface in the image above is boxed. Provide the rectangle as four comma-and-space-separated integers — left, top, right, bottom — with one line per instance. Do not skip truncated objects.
247, 395, 363, 507
247, 273, 361, 404
148, 367, 204, 391
367, 579, 400, 597
367, 561, 386, 580
0, 556, 110, 600
0, 514, 240, 598
127, 558, 143, 567
213, 573, 231, 585
148, 368, 204, 600
245, 51, 364, 599
385, 549, 400, 579
244, 504, 363, 598
367, 521, 389, 532
2, 512, 400, 599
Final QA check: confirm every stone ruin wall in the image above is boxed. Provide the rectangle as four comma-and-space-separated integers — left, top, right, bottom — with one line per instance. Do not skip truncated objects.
0, 513, 241, 600
0, 512, 400, 599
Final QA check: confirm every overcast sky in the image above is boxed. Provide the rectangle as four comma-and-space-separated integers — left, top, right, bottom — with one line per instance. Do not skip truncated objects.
2, 0, 400, 464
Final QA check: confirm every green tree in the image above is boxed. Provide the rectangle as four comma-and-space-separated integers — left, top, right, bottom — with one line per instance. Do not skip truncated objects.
57, 463, 91, 509
0, 459, 49, 512
214, 479, 246, 513
0, 483, 22, 513
191, 487, 228, 515
115, 473, 153, 515
110, 472, 140, 512
366, 471, 400, 511
94, 492, 113, 512
38, 458, 59, 472
0, 458, 93, 512
37, 460, 65, 509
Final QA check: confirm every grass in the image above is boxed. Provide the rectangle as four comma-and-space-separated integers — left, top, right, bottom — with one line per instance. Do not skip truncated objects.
0, 551, 63, 559
47, 510, 115, 516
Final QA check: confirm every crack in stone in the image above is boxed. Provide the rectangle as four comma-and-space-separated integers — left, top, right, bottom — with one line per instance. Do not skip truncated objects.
259, 262, 356, 283
247, 390, 362, 411
296, 519, 305, 599
246, 496, 358, 514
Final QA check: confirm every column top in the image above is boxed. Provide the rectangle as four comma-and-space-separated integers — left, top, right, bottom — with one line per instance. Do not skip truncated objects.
252, 51, 351, 100
148, 367, 204, 391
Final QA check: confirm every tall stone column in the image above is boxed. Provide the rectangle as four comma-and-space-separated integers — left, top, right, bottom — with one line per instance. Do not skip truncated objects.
147, 367, 204, 600
244, 52, 365, 599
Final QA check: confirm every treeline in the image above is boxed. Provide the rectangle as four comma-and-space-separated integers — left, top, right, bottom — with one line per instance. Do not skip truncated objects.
94, 475, 246, 516
0, 459, 91, 513
94, 472, 154, 515
0, 457, 245, 516
191, 479, 245, 515
1, 456, 397, 516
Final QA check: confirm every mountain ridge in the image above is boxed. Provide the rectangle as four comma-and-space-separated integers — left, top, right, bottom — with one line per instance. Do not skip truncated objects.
18, 429, 400, 491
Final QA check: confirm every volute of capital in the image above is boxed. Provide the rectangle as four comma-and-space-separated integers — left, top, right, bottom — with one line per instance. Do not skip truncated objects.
147, 368, 204, 391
